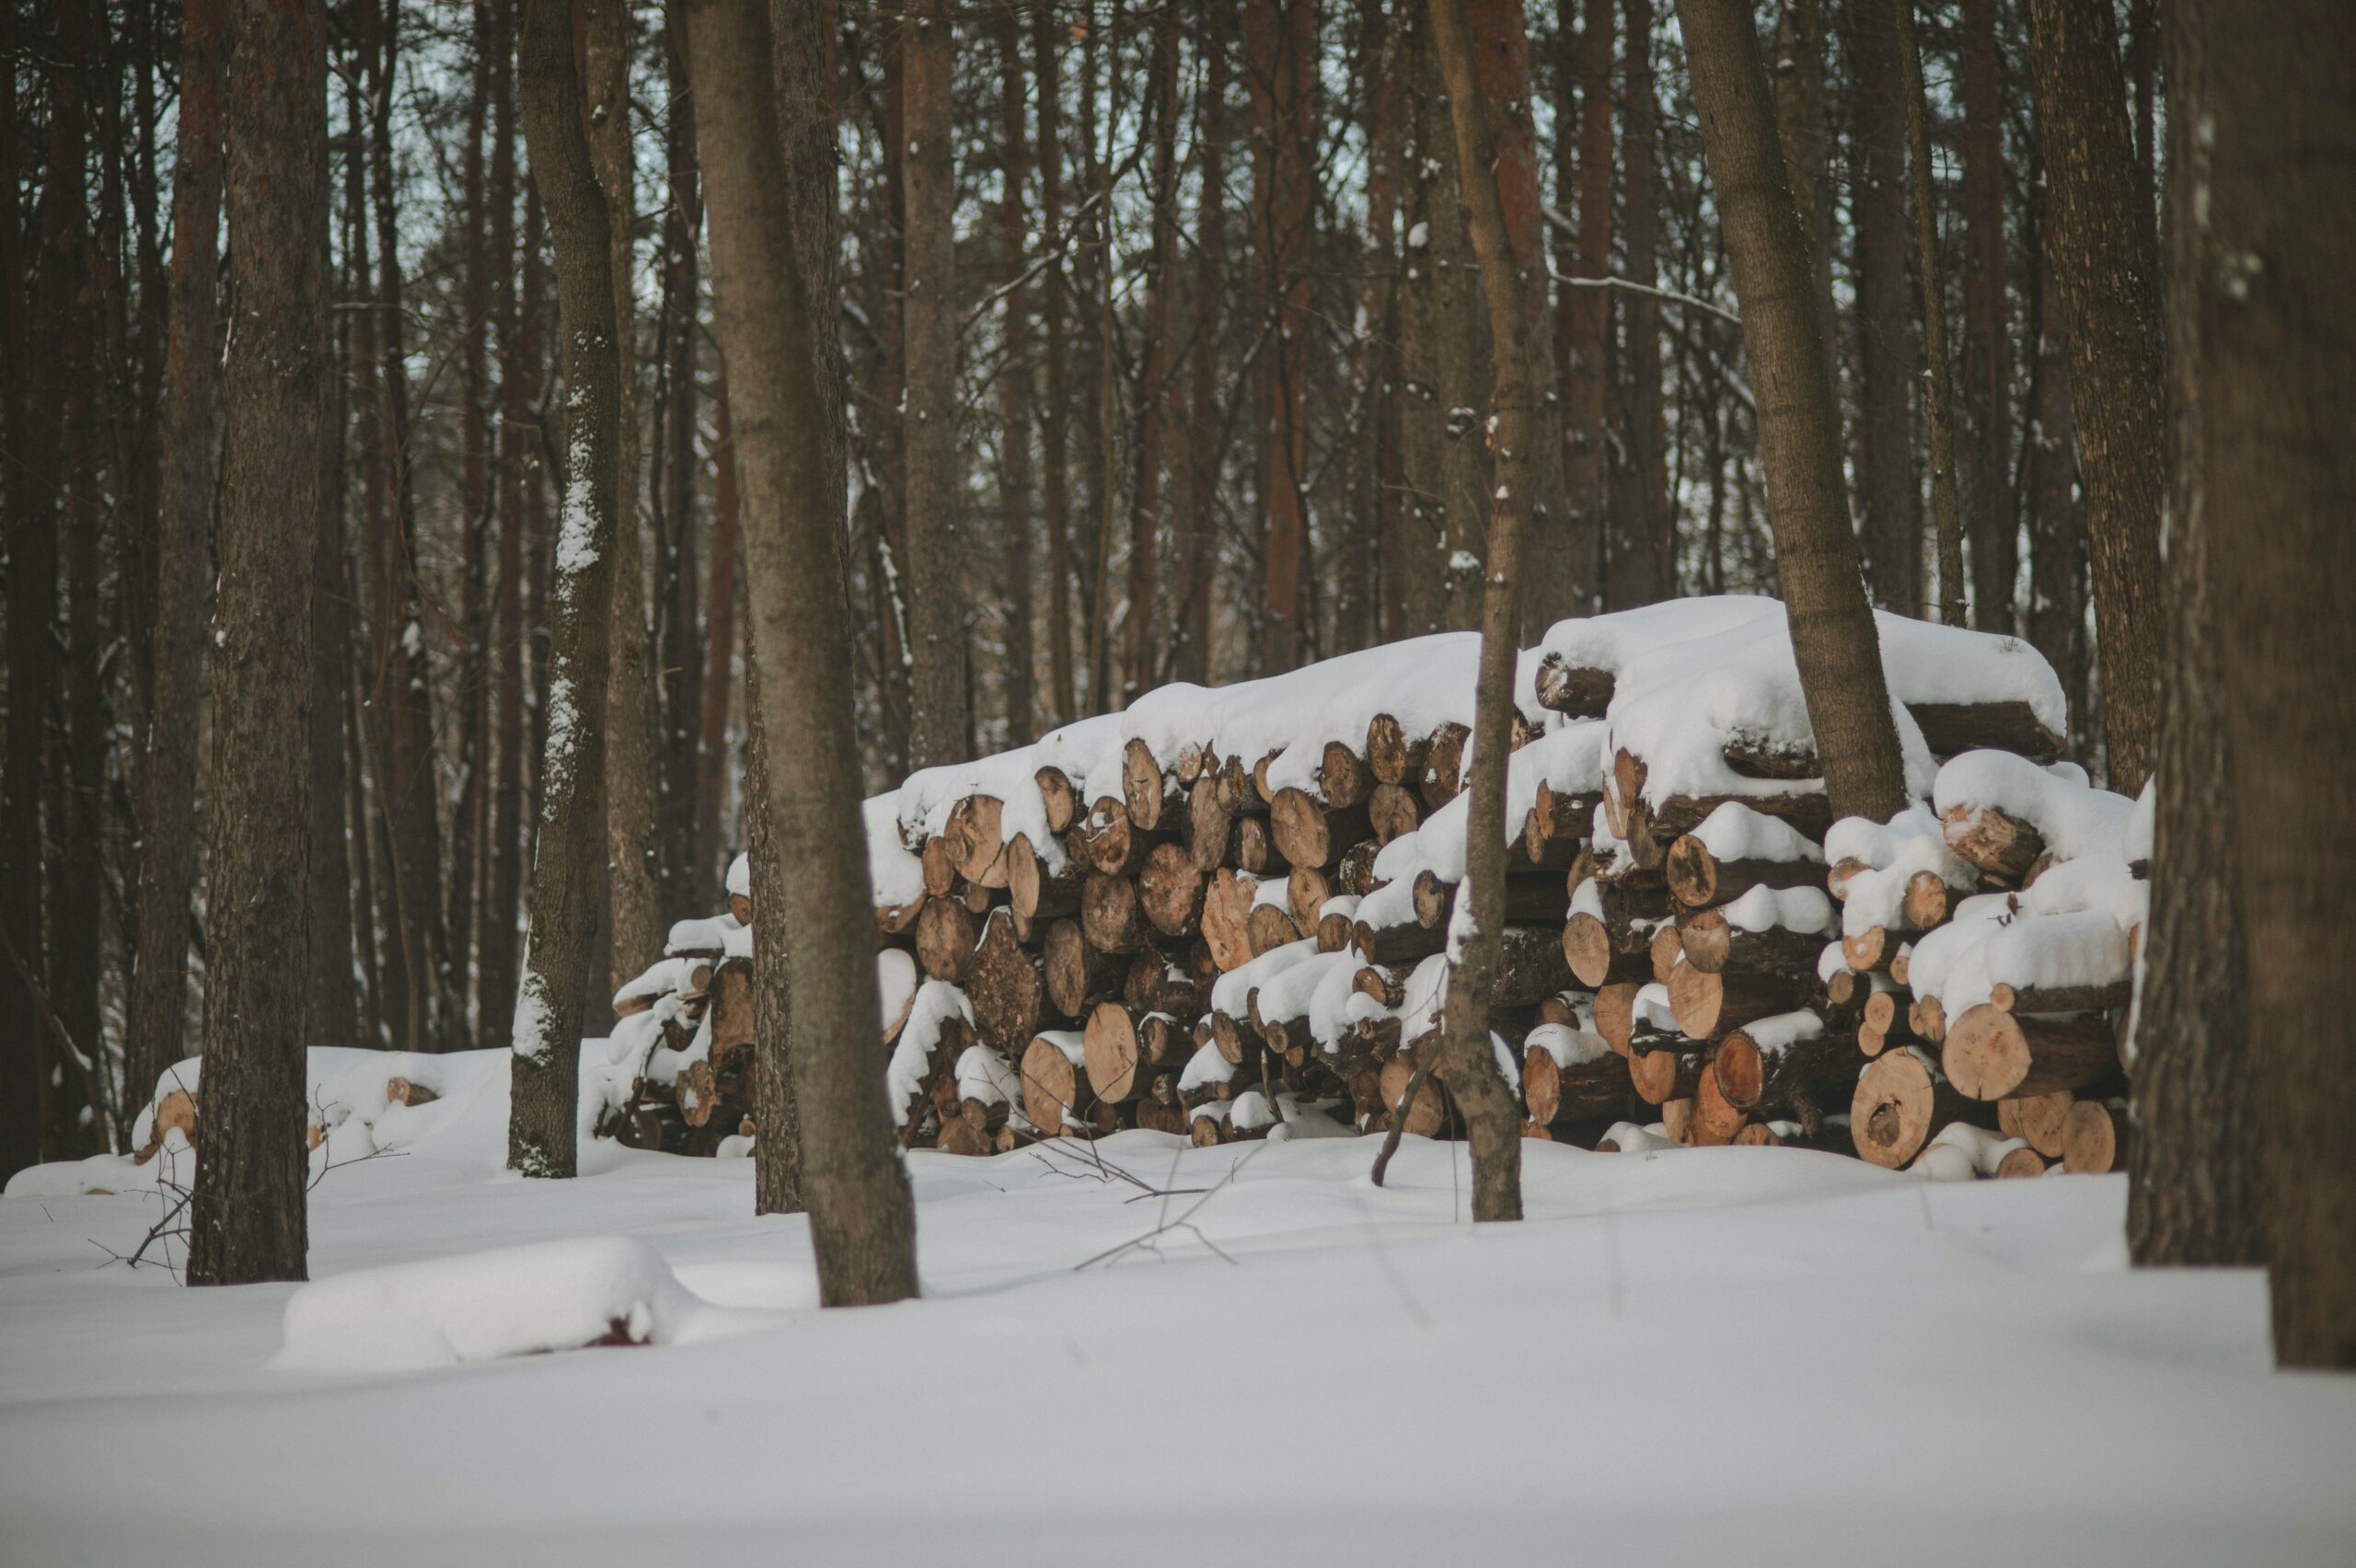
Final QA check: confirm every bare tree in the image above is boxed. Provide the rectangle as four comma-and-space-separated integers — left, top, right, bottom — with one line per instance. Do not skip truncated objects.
2188, 0, 2356, 1369
685, 0, 918, 1306
1843, 0, 1921, 614
902, 0, 967, 764
1677, 0, 1911, 824
507, 0, 623, 1179
187, 0, 329, 1286
1893, 0, 1967, 625
2026, 0, 2165, 792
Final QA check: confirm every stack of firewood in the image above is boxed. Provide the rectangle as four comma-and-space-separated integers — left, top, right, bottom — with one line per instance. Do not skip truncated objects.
598, 600, 2146, 1183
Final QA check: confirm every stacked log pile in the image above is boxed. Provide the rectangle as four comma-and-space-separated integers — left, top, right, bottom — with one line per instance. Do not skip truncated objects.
591, 598, 2154, 1186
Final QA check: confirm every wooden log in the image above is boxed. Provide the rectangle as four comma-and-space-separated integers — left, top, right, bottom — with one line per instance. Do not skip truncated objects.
1081, 1001, 1155, 1102
1664, 835, 1827, 908
1649, 923, 1686, 984
1521, 1036, 1636, 1125
1287, 864, 1331, 930
1355, 916, 1444, 966
1648, 790, 1832, 845
1942, 1005, 2118, 1101
1233, 814, 1283, 874
1905, 994, 1946, 1044
1991, 979, 2131, 1015
915, 895, 980, 983
1939, 802, 2047, 885
1208, 1007, 1263, 1067
1629, 1044, 1704, 1105
1122, 738, 1172, 831
1487, 924, 1576, 1008
385, 1077, 439, 1109
1006, 833, 1086, 922
1036, 767, 1079, 836
1316, 905, 1357, 952
967, 910, 1045, 1051
1269, 786, 1372, 870
1186, 774, 1231, 873
1720, 728, 1820, 780
1667, 963, 1806, 1042
1200, 868, 1261, 971
1692, 1065, 1747, 1144
1658, 1097, 1695, 1144
1533, 653, 1613, 717
1080, 870, 1154, 954
1353, 963, 1407, 1009
1993, 1146, 2049, 1178
1901, 869, 1953, 930
1368, 781, 1421, 845
944, 795, 1011, 888
2061, 1098, 2131, 1174
1591, 982, 1642, 1056
1376, 1050, 1448, 1137
1418, 721, 1470, 810
1335, 837, 1382, 897
1318, 740, 1371, 809
1996, 1090, 2075, 1158
1044, 917, 1120, 1018
1709, 1014, 1851, 1133
1674, 908, 1825, 978
920, 834, 959, 899
1020, 1031, 1092, 1135
1365, 712, 1427, 786
1246, 900, 1302, 957
1137, 840, 1206, 937
1563, 910, 1652, 987
874, 897, 924, 942
1908, 699, 2064, 762
1850, 1048, 1991, 1169
1079, 799, 1159, 877
1842, 924, 1897, 973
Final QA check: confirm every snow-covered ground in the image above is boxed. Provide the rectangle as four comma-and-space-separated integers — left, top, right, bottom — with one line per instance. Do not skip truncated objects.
4, 1052, 2351, 1567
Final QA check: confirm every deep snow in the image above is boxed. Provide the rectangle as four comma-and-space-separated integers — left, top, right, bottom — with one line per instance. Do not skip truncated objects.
3, 1048, 2352, 1568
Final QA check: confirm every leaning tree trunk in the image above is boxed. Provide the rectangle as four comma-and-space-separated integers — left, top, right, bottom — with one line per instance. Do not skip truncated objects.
507, 0, 621, 1181
1418, 0, 1540, 1224
187, 0, 328, 1286
2190, 0, 2356, 1370
1676, 0, 1910, 824
2026, 0, 2165, 794
2127, 0, 2259, 1269
125, 0, 225, 1107
1893, 0, 1967, 627
686, 0, 918, 1307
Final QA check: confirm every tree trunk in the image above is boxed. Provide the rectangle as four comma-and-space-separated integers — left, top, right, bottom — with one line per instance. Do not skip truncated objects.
656, 24, 705, 899
1124, 7, 1182, 698
1617, 0, 1671, 605
1249, 0, 1319, 670
2026, 0, 2165, 793
1958, 0, 2014, 632
2128, 0, 2259, 1270
1893, 0, 1967, 626
1179, 3, 1227, 680
1677, 0, 1910, 825
685, 0, 918, 1306
187, 0, 327, 1286
901, 0, 966, 765
0, 0, 42, 1181
1034, 7, 1077, 721
445, 6, 493, 1037
1349, 0, 1400, 650
1423, 0, 1534, 1222
993, 4, 1035, 738
2190, 0, 2356, 1368
1770, 0, 1834, 356
1843, 0, 1921, 614
508, 0, 622, 1181
1567, 0, 1623, 607
586, 0, 665, 990
125, 0, 225, 1106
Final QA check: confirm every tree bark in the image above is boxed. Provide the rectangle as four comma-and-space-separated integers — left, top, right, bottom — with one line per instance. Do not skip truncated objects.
125, 0, 226, 1106
1678, 0, 1910, 824
445, 7, 493, 1036
1034, 7, 1078, 721
685, 0, 918, 1306
188, 0, 327, 1286
1893, 0, 1967, 626
1958, 0, 2013, 632
1249, 0, 1319, 671
993, 4, 1035, 738
2191, 0, 2356, 1368
508, 0, 622, 1180
1566, 0, 1623, 607
1178, 3, 1227, 680
1843, 0, 1921, 614
1423, 0, 1542, 1223
1124, 7, 1182, 698
0, 0, 42, 1181
901, 0, 966, 765
2026, 0, 2165, 793
2127, 0, 2259, 1270
1617, 0, 1671, 605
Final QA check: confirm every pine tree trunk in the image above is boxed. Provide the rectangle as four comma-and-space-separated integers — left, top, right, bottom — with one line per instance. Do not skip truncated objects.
1958, 0, 2014, 632
2026, 0, 2165, 793
658, 30, 707, 894
125, 0, 225, 1107
445, 8, 493, 1037
901, 0, 966, 765
993, 4, 1036, 738
187, 0, 328, 1286
1844, 0, 1921, 614
1352, 0, 1402, 648
1769, 0, 1834, 357
2191, 0, 2356, 1368
508, 0, 622, 1181
1894, 0, 1967, 626
1249, 0, 1319, 671
1178, 4, 1226, 681
685, 0, 918, 1306
2127, 0, 2259, 1269
1124, 9, 1182, 698
0, 0, 40, 1180
1677, 0, 1911, 824
1425, 0, 1530, 1223
1618, 0, 1671, 603
1568, 0, 1625, 607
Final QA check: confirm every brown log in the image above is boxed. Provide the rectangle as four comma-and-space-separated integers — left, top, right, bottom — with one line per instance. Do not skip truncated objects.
728, 892, 754, 926
1246, 900, 1302, 957
1080, 870, 1154, 954
1994, 1146, 2049, 1178
915, 895, 980, 982
1900, 869, 1954, 930
1942, 1004, 2118, 1100
1997, 1090, 2075, 1158
1667, 963, 1807, 1041
1186, 773, 1231, 872
1376, 1050, 1448, 1136
1287, 864, 1331, 929
1630, 1044, 1704, 1104
1316, 907, 1357, 951
1365, 712, 1428, 787
1413, 870, 1455, 929
385, 1077, 439, 1109
1334, 837, 1382, 897
1369, 780, 1421, 844
1006, 833, 1085, 921
1663, 835, 1826, 908
1888, 948, 1912, 986
945, 795, 1011, 888
1418, 721, 1469, 809
1563, 910, 1652, 988
1122, 737, 1171, 830
1353, 963, 1406, 1009
1674, 908, 1825, 979
1842, 924, 1896, 972
1605, 748, 1647, 841
1133, 1073, 1188, 1135
967, 910, 1045, 1051
1208, 1007, 1262, 1067
1044, 916, 1120, 1017
1521, 1039, 1636, 1125
1907, 699, 2064, 762
1692, 1065, 1747, 1144
920, 835, 959, 898
1317, 740, 1370, 809
1200, 868, 1261, 971
1721, 729, 1821, 780
1036, 766, 1078, 835
1591, 982, 1643, 1056
676, 1059, 723, 1128
1534, 654, 1614, 717
1939, 801, 2047, 885
1826, 856, 1870, 902
874, 898, 924, 941
935, 1113, 996, 1157
1648, 790, 1833, 844
1081, 1000, 1155, 1102
2061, 1098, 2131, 1174
1649, 923, 1686, 984
1658, 1098, 1695, 1145
1020, 1031, 1091, 1135
1710, 1014, 1851, 1131
1233, 814, 1283, 874
1269, 786, 1371, 869
1080, 800, 1159, 877
1991, 979, 2131, 1014
1137, 840, 1206, 937
1850, 1048, 1990, 1169
1354, 916, 1444, 965
1905, 994, 1945, 1043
